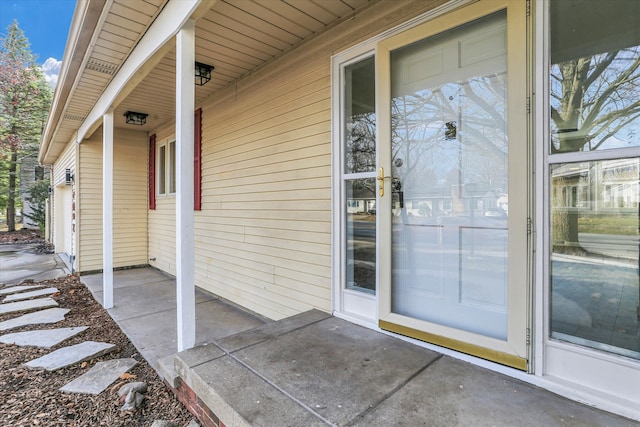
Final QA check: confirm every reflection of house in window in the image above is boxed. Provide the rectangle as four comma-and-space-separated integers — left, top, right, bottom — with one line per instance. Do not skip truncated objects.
347, 187, 376, 214
552, 159, 640, 211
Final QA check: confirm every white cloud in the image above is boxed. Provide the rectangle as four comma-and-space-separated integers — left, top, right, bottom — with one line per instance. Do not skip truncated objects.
41, 57, 62, 89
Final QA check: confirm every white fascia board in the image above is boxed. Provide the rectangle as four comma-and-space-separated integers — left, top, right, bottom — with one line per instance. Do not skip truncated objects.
76, 0, 202, 142
39, 0, 104, 164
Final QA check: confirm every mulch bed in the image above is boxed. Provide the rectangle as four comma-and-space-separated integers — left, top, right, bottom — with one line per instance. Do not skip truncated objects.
0, 232, 194, 426
0, 229, 45, 245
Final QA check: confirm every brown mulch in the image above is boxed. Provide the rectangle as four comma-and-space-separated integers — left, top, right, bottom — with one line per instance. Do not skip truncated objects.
0, 236, 194, 426
0, 229, 45, 245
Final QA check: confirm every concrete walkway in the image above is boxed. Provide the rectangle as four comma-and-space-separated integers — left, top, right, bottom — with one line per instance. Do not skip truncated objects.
80, 268, 639, 426
0, 243, 67, 285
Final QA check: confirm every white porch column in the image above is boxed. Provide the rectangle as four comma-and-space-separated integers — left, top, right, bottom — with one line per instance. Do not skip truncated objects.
176, 20, 196, 351
102, 109, 114, 309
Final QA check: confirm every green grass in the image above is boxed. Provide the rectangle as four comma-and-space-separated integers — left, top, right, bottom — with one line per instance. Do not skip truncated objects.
579, 214, 639, 235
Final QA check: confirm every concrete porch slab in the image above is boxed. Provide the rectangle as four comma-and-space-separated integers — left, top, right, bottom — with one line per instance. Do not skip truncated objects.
80, 268, 266, 374
0, 326, 88, 348
216, 309, 330, 353
0, 307, 70, 331
191, 354, 326, 427
0, 297, 58, 314
117, 298, 266, 372
351, 356, 635, 427
229, 315, 439, 426
172, 312, 440, 426
171, 311, 639, 427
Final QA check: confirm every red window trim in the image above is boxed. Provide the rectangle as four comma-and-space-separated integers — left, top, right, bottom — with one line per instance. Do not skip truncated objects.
194, 108, 202, 211
149, 134, 156, 210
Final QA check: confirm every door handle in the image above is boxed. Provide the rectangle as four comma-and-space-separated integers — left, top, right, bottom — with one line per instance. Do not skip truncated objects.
377, 167, 392, 197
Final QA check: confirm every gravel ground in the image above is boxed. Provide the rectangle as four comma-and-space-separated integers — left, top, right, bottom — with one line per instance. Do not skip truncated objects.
0, 231, 194, 426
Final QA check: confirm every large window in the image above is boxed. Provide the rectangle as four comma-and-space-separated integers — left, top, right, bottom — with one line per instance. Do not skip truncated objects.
549, 0, 640, 360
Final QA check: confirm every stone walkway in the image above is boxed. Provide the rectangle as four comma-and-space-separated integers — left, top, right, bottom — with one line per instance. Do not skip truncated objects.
0, 282, 136, 395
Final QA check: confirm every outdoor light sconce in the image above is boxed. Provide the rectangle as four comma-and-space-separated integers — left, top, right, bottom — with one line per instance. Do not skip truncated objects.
124, 111, 148, 126
65, 169, 74, 185
195, 61, 214, 86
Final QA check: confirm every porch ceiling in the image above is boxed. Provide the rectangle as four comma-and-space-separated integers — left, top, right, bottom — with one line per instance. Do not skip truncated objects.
43, 0, 370, 163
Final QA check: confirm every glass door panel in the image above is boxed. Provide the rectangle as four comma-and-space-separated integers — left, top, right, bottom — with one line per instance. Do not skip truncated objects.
343, 57, 377, 296
346, 178, 376, 294
550, 160, 640, 360
378, 0, 528, 368
548, 0, 640, 360
390, 11, 509, 339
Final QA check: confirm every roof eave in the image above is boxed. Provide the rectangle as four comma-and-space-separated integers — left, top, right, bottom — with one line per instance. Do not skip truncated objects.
39, 0, 107, 165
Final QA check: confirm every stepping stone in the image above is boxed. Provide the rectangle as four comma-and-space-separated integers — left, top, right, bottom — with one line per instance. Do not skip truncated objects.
60, 358, 138, 394
0, 307, 70, 331
0, 326, 88, 348
0, 284, 44, 296
0, 297, 58, 315
3, 287, 58, 303
24, 341, 116, 371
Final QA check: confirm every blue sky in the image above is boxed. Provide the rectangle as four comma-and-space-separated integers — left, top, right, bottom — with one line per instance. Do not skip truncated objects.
0, 0, 76, 87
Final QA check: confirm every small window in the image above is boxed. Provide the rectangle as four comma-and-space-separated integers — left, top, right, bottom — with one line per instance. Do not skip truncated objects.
158, 145, 166, 195
157, 140, 176, 196
169, 141, 176, 194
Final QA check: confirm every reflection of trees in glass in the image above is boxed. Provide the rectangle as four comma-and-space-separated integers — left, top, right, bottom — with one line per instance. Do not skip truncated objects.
551, 47, 640, 153
345, 112, 376, 174
551, 46, 640, 251
390, 74, 508, 203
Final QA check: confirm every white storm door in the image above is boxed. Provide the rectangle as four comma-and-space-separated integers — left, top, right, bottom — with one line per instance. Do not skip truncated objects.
377, 1, 529, 369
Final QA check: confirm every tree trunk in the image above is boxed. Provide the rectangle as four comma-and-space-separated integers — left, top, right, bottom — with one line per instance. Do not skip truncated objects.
551, 175, 582, 254
7, 150, 17, 231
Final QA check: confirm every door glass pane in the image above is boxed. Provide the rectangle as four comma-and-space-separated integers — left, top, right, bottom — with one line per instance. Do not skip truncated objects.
550, 160, 640, 360
550, 0, 640, 153
343, 57, 376, 295
345, 57, 376, 174
346, 178, 376, 294
390, 11, 508, 339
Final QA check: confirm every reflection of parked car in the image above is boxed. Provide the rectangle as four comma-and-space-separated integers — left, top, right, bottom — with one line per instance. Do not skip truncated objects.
484, 207, 507, 218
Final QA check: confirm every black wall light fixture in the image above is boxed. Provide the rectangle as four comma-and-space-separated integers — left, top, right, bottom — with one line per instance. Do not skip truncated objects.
124, 111, 148, 125
195, 61, 214, 86
65, 169, 74, 185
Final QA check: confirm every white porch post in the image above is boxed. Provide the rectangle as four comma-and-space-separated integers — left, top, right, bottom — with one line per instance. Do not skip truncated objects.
103, 109, 114, 309
176, 20, 196, 351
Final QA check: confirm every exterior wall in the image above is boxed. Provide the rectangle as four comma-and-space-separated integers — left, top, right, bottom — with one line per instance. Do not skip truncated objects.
52, 141, 77, 261
77, 127, 149, 272
146, 0, 448, 321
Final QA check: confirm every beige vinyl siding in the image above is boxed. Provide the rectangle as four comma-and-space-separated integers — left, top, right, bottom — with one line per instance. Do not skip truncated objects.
52, 141, 76, 187
77, 128, 149, 272
147, 123, 177, 275
52, 141, 77, 260
193, 48, 333, 320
